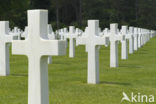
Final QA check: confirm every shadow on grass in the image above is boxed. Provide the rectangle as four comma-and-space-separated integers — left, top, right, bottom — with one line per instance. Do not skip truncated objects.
135, 52, 148, 54
135, 49, 148, 54
119, 65, 142, 68
101, 81, 131, 86
11, 73, 28, 77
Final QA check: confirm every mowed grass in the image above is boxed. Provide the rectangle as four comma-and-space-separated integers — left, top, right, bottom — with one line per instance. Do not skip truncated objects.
0, 37, 156, 104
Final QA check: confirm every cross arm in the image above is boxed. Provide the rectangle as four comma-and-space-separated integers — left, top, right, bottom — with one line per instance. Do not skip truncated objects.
40, 40, 66, 56
116, 35, 125, 41
95, 36, 107, 46
76, 37, 86, 46
126, 34, 133, 39
12, 40, 28, 55
65, 33, 77, 39
5, 35, 13, 42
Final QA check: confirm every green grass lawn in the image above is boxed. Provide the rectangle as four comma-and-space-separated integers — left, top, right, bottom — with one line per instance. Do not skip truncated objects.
0, 37, 156, 104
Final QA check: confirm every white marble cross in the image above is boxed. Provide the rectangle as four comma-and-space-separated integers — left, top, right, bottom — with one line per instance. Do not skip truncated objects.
120, 26, 128, 60
63, 28, 69, 48
109, 23, 125, 67
48, 24, 56, 40
144, 29, 150, 44
21, 26, 28, 39
76, 27, 89, 52
127, 26, 134, 54
141, 29, 150, 46
47, 24, 57, 64
12, 10, 66, 104
140, 28, 144, 46
58, 29, 64, 40
0, 21, 13, 76
141, 29, 145, 46
144, 29, 148, 45
134, 27, 138, 51
151, 30, 156, 38
64, 26, 78, 58
146, 30, 151, 43
102, 28, 110, 47
11, 27, 21, 40
138, 28, 142, 48
77, 20, 107, 84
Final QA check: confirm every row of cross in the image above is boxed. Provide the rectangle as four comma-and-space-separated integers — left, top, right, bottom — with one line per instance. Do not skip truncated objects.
54, 21, 156, 84
0, 9, 155, 104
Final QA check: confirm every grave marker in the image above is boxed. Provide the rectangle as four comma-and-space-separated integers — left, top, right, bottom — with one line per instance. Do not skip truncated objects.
64, 26, 78, 58
0, 21, 12, 76
134, 27, 138, 51
138, 28, 142, 48
128, 27, 134, 54
77, 20, 107, 84
121, 26, 128, 60
109, 23, 125, 67
12, 10, 66, 104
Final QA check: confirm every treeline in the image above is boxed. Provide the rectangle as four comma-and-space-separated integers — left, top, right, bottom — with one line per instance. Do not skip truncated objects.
0, 0, 156, 30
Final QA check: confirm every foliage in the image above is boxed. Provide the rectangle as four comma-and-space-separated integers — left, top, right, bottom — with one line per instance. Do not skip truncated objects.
0, 0, 156, 30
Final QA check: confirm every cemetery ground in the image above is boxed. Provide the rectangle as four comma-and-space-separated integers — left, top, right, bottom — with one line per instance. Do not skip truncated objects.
0, 37, 156, 104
